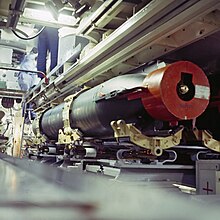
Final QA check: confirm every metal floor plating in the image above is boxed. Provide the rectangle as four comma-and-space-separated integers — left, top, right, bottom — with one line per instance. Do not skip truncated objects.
1, 153, 220, 220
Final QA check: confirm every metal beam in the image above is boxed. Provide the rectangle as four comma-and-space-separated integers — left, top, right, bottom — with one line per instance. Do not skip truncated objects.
26, 0, 185, 106
27, 0, 220, 109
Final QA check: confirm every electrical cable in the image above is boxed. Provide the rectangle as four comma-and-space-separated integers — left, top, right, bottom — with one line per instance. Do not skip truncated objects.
12, 26, 46, 40
12, 28, 29, 37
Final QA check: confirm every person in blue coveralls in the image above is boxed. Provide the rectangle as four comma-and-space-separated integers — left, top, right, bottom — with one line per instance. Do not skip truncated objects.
37, 26, 59, 75
18, 47, 40, 91
18, 47, 40, 122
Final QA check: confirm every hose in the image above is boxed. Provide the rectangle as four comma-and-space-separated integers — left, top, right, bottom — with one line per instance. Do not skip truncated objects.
12, 26, 46, 40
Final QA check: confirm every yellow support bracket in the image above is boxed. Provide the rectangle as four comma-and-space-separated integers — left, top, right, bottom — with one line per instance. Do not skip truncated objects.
111, 120, 183, 156
193, 128, 220, 153
33, 116, 47, 145
58, 88, 88, 145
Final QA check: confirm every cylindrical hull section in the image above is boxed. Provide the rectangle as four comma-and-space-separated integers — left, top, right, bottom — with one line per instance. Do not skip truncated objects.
70, 73, 150, 137
39, 73, 153, 139
40, 103, 65, 140
38, 61, 210, 140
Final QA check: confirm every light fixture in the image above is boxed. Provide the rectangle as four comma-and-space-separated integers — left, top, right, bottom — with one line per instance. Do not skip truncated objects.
22, 8, 78, 26
45, 1, 60, 20
66, 0, 81, 10
44, 0, 67, 20
74, 3, 90, 18
65, 0, 91, 17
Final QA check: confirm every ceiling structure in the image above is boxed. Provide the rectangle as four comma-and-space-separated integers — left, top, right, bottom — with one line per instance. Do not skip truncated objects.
0, 0, 220, 111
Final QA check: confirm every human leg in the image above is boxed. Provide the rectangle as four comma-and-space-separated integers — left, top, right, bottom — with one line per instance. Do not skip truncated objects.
47, 27, 59, 71
37, 31, 48, 74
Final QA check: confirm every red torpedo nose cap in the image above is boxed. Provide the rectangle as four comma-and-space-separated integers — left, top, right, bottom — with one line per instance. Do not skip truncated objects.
141, 61, 210, 121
